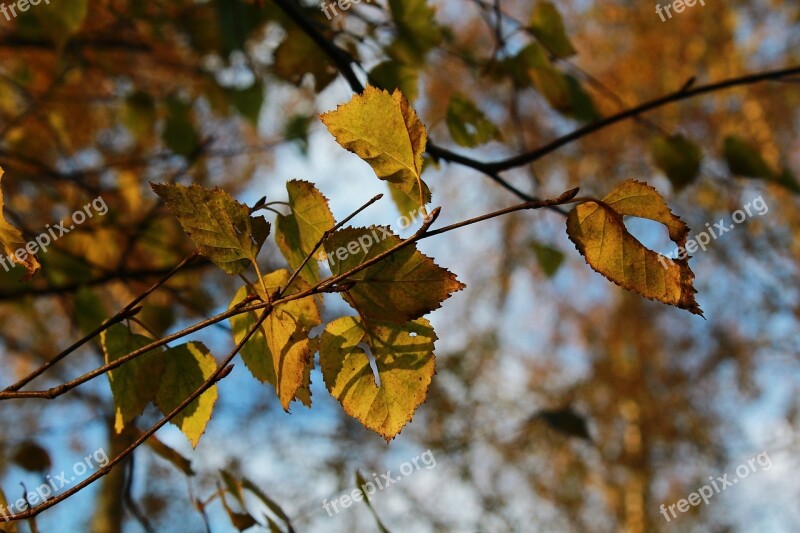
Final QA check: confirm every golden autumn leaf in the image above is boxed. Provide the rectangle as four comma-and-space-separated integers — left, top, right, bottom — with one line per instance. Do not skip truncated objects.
324, 226, 466, 323
320, 86, 430, 209
228, 270, 321, 410
274, 180, 336, 285
566, 179, 702, 316
319, 316, 437, 442
155, 342, 219, 447
0, 168, 40, 280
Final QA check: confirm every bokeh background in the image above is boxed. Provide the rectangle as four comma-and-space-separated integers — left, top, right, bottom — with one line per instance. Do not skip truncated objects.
0, 0, 798, 531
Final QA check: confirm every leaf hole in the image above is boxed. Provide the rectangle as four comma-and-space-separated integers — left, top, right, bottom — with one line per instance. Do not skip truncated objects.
357, 342, 381, 388
623, 216, 676, 255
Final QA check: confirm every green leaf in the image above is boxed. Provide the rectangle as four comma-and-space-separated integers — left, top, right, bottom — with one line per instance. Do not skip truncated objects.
369, 61, 420, 102
151, 183, 270, 275
529, 1, 576, 58
229, 270, 321, 410
123, 91, 157, 140
284, 114, 314, 154
274, 180, 336, 285
33, 0, 88, 47
321, 86, 430, 210
163, 96, 200, 157
74, 286, 108, 336
240, 478, 294, 528
530, 242, 564, 278
155, 342, 219, 447
320, 316, 437, 441
227, 81, 264, 126
0, 168, 40, 280
388, 178, 431, 219
101, 324, 165, 433
445, 93, 501, 148
723, 136, 800, 193
273, 27, 338, 92
324, 227, 465, 323
563, 75, 599, 122
652, 134, 703, 190
387, 0, 442, 63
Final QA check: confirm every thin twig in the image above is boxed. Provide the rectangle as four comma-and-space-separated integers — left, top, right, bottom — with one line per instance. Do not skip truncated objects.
4, 252, 200, 392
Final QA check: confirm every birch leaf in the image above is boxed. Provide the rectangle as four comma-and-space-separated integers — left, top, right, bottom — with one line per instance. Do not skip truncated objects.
0, 168, 40, 280
566, 179, 702, 316
101, 324, 164, 433
320, 316, 436, 441
151, 183, 270, 275
155, 342, 219, 447
320, 86, 429, 209
274, 180, 335, 285
228, 270, 321, 410
324, 226, 465, 323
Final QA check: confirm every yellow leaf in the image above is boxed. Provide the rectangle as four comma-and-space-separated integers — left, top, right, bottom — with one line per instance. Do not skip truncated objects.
229, 270, 321, 410
320, 316, 436, 441
320, 86, 429, 209
155, 342, 219, 448
566, 179, 702, 316
274, 180, 335, 285
0, 168, 40, 280
324, 226, 465, 323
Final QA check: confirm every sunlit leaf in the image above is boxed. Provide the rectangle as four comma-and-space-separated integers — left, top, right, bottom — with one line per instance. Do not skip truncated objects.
155, 342, 219, 447
229, 270, 321, 410
274, 180, 335, 285
151, 183, 270, 275
324, 226, 465, 323
566, 179, 702, 315
0, 168, 40, 280
320, 316, 437, 441
321, 86, 430, 209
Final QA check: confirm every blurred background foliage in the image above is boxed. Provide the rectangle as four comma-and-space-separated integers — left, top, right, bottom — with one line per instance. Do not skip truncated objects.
0, 0, 798, 531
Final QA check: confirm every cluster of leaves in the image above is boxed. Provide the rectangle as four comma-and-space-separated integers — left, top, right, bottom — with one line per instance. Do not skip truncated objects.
147, 87, 465, 443
130, 85, 707, 450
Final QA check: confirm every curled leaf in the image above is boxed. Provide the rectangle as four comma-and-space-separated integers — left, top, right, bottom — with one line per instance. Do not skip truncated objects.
0, 168, 40, 280
566, 179, 702, 316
